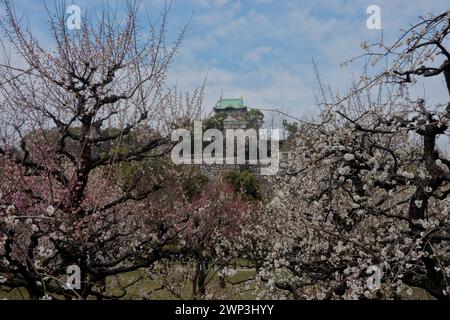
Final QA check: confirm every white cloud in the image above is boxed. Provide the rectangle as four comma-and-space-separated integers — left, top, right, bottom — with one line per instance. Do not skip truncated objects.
243, 46, 273, 63
191, 0, 231, 8
5, 0, 449, 121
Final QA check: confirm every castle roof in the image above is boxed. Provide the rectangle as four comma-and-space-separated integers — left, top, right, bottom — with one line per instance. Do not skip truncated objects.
214, 98, 247, 111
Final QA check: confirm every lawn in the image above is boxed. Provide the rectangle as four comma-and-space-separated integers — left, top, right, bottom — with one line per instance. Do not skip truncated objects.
0, 267, 258, 300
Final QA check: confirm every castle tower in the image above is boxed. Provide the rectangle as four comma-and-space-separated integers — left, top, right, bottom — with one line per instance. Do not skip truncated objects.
214, 98, 248, 129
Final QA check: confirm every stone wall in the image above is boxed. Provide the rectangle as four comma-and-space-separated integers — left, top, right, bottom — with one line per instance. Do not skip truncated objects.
196, 157, 291, 180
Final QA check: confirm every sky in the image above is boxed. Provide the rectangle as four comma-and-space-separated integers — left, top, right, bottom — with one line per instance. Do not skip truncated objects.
2, 0, 450, 120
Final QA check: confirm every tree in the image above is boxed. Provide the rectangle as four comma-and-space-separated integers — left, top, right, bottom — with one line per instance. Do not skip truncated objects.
252, 10, 450, 300
0, 0, 203, 299
282, 120, 299, 136
244, 109, 264, 130
204, 109, 264, 130
204, 113, 227, 131
223, 170, 261, 200
143, 181, 258, 300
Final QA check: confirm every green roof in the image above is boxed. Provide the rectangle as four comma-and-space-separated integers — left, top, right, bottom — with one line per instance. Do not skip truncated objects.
214, 98, 247, 110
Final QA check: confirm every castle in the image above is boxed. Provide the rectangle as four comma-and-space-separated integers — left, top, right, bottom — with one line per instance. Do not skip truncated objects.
214, 98, 248, 129
195, 97, 293, 178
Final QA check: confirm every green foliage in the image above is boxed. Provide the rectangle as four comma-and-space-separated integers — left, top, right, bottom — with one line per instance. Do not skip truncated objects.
118, 156, 173, 193
118, 156, 209, 202
283, 120, 299, 136
204, 113, 227, 130
244, 109, 264, 129
223, 170, 261, 200
182, 172, 209, 202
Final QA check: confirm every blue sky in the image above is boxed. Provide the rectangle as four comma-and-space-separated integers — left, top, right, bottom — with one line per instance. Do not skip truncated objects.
3, 0, 450, 119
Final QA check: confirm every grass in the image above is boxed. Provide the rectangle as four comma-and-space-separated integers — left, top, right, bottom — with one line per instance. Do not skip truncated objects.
106, 267, 258, 300
0, 262, 435, 300
0, 267, 258, 300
